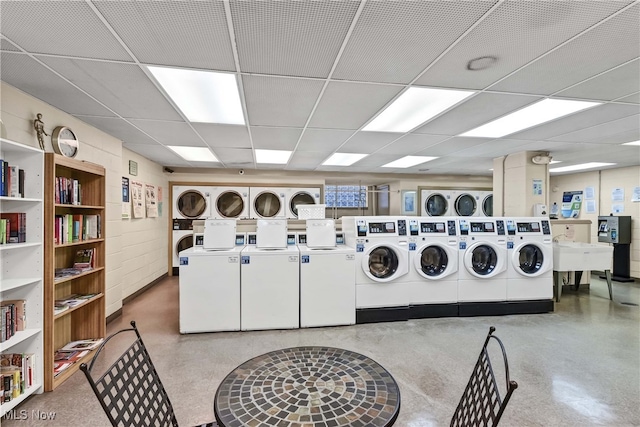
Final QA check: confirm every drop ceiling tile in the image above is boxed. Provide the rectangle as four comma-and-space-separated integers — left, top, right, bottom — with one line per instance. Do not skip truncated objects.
413, 137, 488, 157
376, 134, 450, 155
242, 75, 324, 127
128, 120, 202, 146
192, 124, 251, 149
616, 93, 640, 104
454, 138, 533, 157
250, 127, 303, 150
122, 143, 190, 167
1, 52, 116, 117
36, 56, 182, 120
1, 38, 19, 52
333, 1, 495, 84
308, 81, 403, 130
74, 116, 159, 145
414, 93, 541, 135
337, 132, 401, 153
296, 129, 355, 153
287, 151, 329, 170
1, 1, 132, 60
549, 114, 640, 143
212, 148, 254, 166
416, 0, 631, 90
230, 1, 358, 78
555, 59, 640, 101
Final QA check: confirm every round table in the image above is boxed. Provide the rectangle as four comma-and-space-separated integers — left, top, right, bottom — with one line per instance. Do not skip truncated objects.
214, 346, 400, 427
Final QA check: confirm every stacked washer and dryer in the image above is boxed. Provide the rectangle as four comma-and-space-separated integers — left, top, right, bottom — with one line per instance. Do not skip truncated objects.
249, 187, 322, 219
420, 188, 493, 217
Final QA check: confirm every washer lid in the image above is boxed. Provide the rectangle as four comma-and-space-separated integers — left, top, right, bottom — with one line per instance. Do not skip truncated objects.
425, 193, 448, 216
455, 193, 477, 216
177, 190, 207, 219
290, 192, 316, 217
217, 191, 245, 218
254, 191, 282, 218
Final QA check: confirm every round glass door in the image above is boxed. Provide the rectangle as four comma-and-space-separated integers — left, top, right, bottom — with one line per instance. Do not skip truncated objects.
425, 194, 448, 216
176, 234, 193, 256
470, 245, 497, 275
368, 246, 399, 279
217, 191, 245, 218
290, 192, 315, 217
177, 190, 207, 219
518, 244, 543, 274
254, 192, 281, 217
455, 193, 477, 216
419, 246, 448, 277
483, 194, 493, 217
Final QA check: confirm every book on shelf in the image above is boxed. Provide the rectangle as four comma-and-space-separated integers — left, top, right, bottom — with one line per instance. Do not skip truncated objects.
59, 338, 104, 352
54, 214, 101, 244
0, 212, 26, 243
73, 248, 94, 269
55, 176, 81, 205
54, 267, 91, 280
0, 160, 25, 198
53, 302, 69, 316
1, 300, 26, 343
0, 353, 36, 401
54, 293, 99, 312
53, 361, 72, 377
54, 349, 89, 363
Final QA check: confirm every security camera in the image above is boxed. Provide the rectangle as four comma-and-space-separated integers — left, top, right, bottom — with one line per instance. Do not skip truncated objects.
238, 169, 245, 175
163, 167, 174, 174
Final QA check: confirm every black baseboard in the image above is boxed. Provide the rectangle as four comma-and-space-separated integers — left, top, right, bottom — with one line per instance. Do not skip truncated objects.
409, 303, 458, 319
505, 299, 554, 314
172, 267, 179, 276
458, 302, 511, 317
356, 306, 409, 324
106, 308, 123, 324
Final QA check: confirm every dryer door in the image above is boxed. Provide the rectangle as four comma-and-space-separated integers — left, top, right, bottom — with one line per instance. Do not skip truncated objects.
177, 190, 208, 219
425, 193, 448, 216
464, 243, 506, 278
414, 244, 456, 280
363, 245, 406, 282
455, 193, 477, 216
482, 194, 493, 216
513, 243, 550, 277
290, 191, 316, 218
254, 191, 282, 218
216, 191, 245, 218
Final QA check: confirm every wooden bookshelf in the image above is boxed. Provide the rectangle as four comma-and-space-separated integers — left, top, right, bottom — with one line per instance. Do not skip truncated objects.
44, 153, 106, 391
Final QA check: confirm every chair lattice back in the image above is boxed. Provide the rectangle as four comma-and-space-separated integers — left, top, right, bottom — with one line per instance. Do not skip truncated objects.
80, 321, 179, 427
450, 327, 518, 427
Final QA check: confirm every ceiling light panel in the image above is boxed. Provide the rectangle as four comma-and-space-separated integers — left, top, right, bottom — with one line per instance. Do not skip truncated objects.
382, 156, 438, 168
1, 52, 115, 117
168, 146, 218, 162
230, 1, 358, 78
296, 129, 355, 153
255, 149, 292, 164
38, 57, 182, 120
550, 162, 616, 173
363, 87, 475, 133
555, 59, 640, 101
94, 0, 235, 70
192, 124, 252, 149
460, 99, 600, 138
242, 75, 324, 127
308, 81, 403, 130
322, 153, 368, 166
250, 127, 303, 150
333, 0, 495, 83
148, 66, 244, 125
622, 140, 640, 146
490, 4, 640, 95
415, 0, 630, 90
0, 1, 132, 60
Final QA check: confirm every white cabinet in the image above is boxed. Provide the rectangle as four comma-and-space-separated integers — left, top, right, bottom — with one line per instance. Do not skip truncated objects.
0, 138, 43, 416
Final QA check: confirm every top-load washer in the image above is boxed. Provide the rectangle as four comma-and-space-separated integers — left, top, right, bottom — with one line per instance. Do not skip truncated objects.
343, 216, 410, 322
249, 187, 286, 219
173, 186, 214, 219
420, 189, 452, 216
457, 218, 508, 304
406, 218, 459, 317
452, 190, 480, 217
210, 187, 249, 219
505, 217, 553, 301
286, 187, 322, 219
480, 192, 493, 217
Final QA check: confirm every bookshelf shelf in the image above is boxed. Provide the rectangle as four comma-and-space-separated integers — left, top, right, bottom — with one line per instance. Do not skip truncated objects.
52, 348, 96, 387
0, 138, 44, 410
44, 153, 105, 391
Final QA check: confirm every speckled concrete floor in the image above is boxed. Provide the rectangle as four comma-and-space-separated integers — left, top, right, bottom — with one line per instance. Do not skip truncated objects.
3, 275, 639, 427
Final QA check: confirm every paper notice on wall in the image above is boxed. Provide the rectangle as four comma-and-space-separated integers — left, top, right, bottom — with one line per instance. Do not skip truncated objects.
584, 186, 595, 200
585, 199, 596, 214
122, 177, 131, 219
611, 188, 624, 201
131, 180, 145, 218
145, 184, 158, 218
533, 179, 543, 196
561, 191, 583, 218
612, 203, 624, 213
565, 225, 575, 240
632, 187, 640, 202
158, 186, 163, 216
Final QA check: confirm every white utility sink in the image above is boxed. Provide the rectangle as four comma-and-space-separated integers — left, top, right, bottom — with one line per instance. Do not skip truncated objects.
553, 241, 613, 272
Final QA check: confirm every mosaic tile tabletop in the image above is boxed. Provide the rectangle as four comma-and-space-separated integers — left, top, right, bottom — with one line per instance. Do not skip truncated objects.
214, 346, 400, 427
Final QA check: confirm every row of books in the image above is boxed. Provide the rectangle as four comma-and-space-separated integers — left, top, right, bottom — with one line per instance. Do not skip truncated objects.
54, 213, 101, 244
53, 338, 103, 377
54, 176, 82, 205
54, 292, 99, 315
0, 212, 27, 244
1, 300, 26, 343
0, 353, 36, 404
0, 160, 26, 198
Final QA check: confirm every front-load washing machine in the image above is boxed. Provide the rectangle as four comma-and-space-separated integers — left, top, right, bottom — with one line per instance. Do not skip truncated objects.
210, 186, 249, 219
285, 187, 322, 219
173, 186, 214, 220
178, 246, 242, 333
343, 216, 410, 323
406, 218, 459, 318
505, 217, 554, 305
420, 189, 452, 216
452, 190, 480, 217
172, 219, 193, 275
480, 192, 493, 217
240, 245, 299, 330
249, 187, 286, 219
457, 218, 508, 314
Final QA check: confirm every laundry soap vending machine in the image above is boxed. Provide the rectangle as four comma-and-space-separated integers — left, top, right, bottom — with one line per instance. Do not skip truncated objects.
597, 215, 633, 282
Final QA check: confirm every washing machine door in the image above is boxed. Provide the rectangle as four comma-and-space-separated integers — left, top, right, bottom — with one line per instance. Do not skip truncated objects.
483, 194, 493, 217
290, 191, 316, 218
363, 245, 407, 282
177, 190, 208, 219
425, 193, 448, 216
455, 193, 477, 216
414, 244, 456, 280
464, 242, 505, 278
254, 191, 282, 218
216, 191, 245, 218
513, 243, 549, 277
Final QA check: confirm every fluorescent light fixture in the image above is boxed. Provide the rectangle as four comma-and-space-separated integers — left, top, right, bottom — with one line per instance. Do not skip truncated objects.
322, 153, 368, 166
549, 162, 615, 173
622, 140, 640, 146
382, 155, 438, 168
255, 149, 292, 164
168, 146, 218, 162
363, 87, 475, 133
460, 99, 601, 138
549, 160, 561, 164
148, 66, 244, 124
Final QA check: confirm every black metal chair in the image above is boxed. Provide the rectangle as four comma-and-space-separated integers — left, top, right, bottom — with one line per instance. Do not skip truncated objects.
80, 321, 217, 427
450, 326, 518, 427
